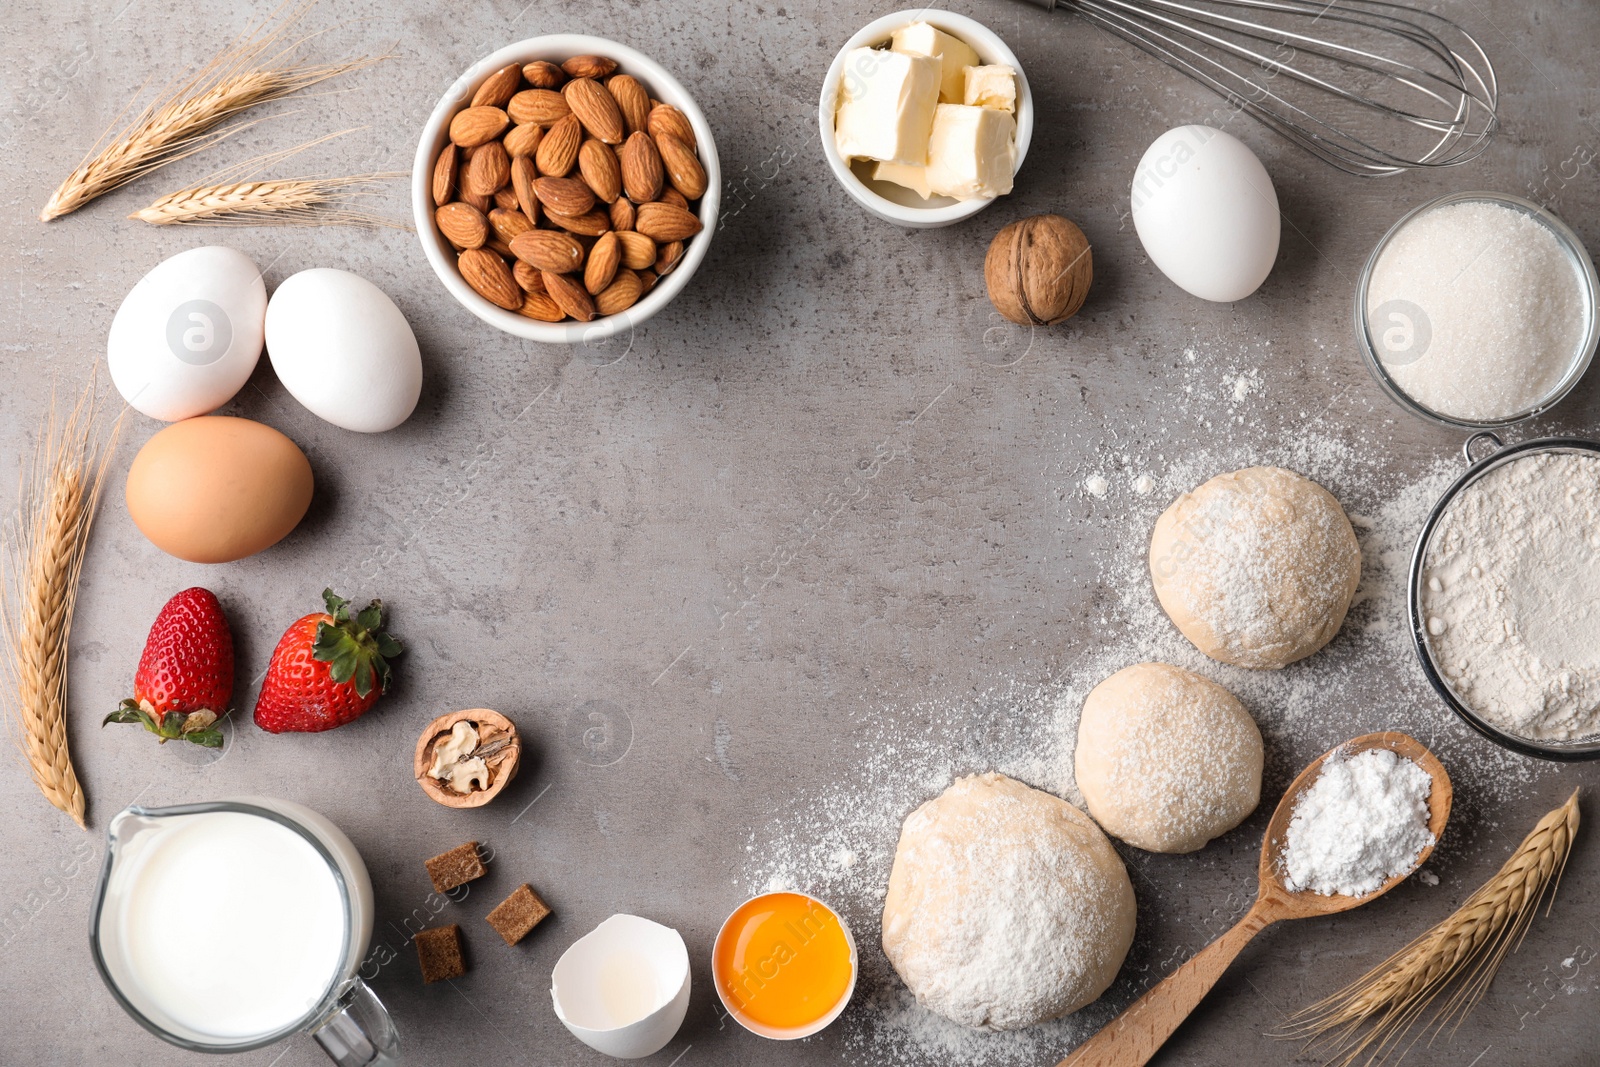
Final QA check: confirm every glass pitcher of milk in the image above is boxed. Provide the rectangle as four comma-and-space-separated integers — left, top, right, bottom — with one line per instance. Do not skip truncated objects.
90, 798, 399, 1065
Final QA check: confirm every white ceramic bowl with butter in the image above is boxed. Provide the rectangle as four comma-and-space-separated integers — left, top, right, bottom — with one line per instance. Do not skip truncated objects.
414, 35, 720, 345
819, 11, 1032, 229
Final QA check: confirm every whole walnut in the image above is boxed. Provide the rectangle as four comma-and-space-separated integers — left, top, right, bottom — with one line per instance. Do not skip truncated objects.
984, 214, 1093, 326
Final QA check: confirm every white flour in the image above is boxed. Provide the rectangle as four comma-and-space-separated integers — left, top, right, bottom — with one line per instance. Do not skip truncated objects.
1422, 451, 1600, 740
1281, 748, 1435, 896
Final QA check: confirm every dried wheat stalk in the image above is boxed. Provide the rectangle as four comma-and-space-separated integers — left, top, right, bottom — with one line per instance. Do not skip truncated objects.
1280, 789, 1581, 1066
40, 2, 378, 221
0, 384, 121, 828
131, 172, 404, 226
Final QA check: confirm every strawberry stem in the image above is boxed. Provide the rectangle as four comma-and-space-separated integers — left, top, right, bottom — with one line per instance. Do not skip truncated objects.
312, 588, 402, 698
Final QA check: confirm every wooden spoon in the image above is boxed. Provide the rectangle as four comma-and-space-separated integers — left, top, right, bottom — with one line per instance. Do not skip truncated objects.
1058, 731, 1451, 1067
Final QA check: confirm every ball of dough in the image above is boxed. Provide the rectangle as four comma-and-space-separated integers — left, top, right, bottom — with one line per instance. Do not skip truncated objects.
882, 773, 1136, 1031
1149, 466, 1360, 670
1075, 662, 1263, 853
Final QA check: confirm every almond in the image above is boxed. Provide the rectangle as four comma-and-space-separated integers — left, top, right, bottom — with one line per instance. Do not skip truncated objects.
472, 63, 524, 109
578, 139, 622, 203
503, 122, 543, 158
522, 60, 565, 89
562, 55, 617, 80
461, 190, 492, 213
595, 269, 644, 316
487, 237, 515, 259
647, 103, 695, 150
535, 114, 582, 177
660, 185, 689, 210
464, 140, 511, 196
585, 232, 621, 295
450, 106, 509, 147
619, 131, 663, 203
488, 207, 534, 244
459, 248, 521, 310
615, 230, 656, 270
510, 230, 585, 273
563, 78, 624, 145
533, 175, 595, 218
654, 238, 685, 277
492, 185, 520, 211
545, 208, 612, 237
655, 132, 707, 200
431, 142, 458, 206
638, 268, 658, 292
511, 156, 540, 223
606, 74, 650, 136
635, 201, 703, 242
513, 260, 545, 293
609, 196, 635, 232
517, 291, 566, 322
508, 88, 570, 126
435, 201, 488, 249
542, 269, 597, 321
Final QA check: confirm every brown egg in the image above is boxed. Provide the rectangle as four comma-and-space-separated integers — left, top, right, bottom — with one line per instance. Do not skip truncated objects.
126, 416, 314, 564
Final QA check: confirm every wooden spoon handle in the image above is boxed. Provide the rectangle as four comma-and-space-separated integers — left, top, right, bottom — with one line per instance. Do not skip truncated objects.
1056, 901, 1277, 1067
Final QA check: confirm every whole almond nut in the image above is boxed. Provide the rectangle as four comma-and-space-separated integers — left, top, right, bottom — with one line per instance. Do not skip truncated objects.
535, 114, 582, 177
638, 268, 658, 292
464, 140, 511, 196
518, 291, 566, 322
472, 63, 524, 109
534, 176, 595, 218
609, 196, 635, 232
450, 106, 510, 147
578, 140, 622, 204
562, 55, 617, 80
459, 248, 521, 310
654, 239, 685, 276
508, 88, 570, 127
655, 132, 707, 200
503, 122, 543, 158
511, 156, 540, 223
487, 237, 515, 259
660, 185, 689, 210
431, 142, 458, 206
635, 201, 703, 242
563, 78, 624, 145
620, 131, 663, 203
585, 232, 622, 295
489, 207, 534, 244
545, 208, 612, 237
510, 230, 585, 273
492, 185, 520, 211
461, 190, 492, 213
596, 269, 644, 316
647, 104, 695, 150
522, 60, 565, 89
542, 269, 597, 321
513, 260, 545, 292
615, 231, 655, 270
435, 202, 488, 249
606, 75, 650, 136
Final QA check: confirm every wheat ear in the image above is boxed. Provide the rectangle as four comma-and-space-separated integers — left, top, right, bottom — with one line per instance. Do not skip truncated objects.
40, 2, 379, 221
0, 383, 121, 828
1279, 789, 1580, 1066
131, 173, 404, 226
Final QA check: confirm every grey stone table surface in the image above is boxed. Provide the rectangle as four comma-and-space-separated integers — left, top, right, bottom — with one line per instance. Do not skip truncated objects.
3, 0, 1599, 1064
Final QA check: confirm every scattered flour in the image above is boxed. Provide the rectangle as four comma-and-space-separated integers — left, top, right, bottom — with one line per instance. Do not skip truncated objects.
1282, 748, 1435, 896
1085, 474, 1110, 498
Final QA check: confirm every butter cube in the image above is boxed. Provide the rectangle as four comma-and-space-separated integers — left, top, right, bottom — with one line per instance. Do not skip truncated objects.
925, 104, 1016, 200
964, 64, 1017, 112
872, 160, 934, 200
834, 47, 940, 165
891, 22, 981, 104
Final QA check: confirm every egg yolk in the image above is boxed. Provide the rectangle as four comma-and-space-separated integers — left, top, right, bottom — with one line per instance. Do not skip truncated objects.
714, 892, 854, 1031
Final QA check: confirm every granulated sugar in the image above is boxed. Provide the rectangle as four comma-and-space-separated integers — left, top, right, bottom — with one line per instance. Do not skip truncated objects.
1282, 748, 1435, 896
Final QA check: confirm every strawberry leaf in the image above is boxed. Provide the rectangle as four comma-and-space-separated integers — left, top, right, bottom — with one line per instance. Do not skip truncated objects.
105, 700, 225, 746
311, 591, 402, 700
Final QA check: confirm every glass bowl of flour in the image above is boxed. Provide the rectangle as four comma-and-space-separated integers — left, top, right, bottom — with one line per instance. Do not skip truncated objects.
1410, 434, 1600, 759
1357, 192, 1599, 429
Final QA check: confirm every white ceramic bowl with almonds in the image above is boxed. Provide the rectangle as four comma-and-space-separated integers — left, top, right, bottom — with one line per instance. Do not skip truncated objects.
414, 36, 720, 343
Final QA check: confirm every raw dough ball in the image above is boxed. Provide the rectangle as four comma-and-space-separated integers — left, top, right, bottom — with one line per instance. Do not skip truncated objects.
1149, 466, 1360, 669
882, 773, 1135, 1031
1075, 662, 1262, 853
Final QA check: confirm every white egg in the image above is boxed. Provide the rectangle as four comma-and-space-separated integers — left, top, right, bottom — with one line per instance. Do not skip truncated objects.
265, 269, 422, 433
107, 246, 266, 422
1130, 125, 1280, 303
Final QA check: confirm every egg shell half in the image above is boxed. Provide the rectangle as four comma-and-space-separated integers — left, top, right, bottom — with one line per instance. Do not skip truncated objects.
1129, 125, 1280, 303
265, 268, 422, 433
126, 416, 313, 564
107, 246, 266, 422
551, 914, 691, 1059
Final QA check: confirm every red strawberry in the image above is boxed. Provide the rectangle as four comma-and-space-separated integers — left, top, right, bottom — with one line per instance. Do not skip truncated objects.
253, 589, 402, 734
104, 587, 233, 747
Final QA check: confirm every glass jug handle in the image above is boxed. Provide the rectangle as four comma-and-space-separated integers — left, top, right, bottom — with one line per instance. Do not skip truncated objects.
311, 978, 400, 1066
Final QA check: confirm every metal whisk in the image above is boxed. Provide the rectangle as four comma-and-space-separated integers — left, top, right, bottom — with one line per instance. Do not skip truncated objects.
1020, 0, 1499, 176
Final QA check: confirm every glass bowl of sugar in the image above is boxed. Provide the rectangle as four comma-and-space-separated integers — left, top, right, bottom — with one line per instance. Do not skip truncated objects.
1356, 191, 1600, 429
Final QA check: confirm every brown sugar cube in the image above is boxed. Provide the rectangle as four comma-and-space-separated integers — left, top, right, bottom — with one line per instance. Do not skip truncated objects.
425, 841, 486, 893
485, 884, 552, 946
415, 924, 466, 983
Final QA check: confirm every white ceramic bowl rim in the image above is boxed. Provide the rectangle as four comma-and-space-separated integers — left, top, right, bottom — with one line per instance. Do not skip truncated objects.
818, 10, 1033, 227
413, 35, 721, 344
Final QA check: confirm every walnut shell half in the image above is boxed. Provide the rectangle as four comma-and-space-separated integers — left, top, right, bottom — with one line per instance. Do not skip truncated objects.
984, 214, 1093, 327
414, 709, 521, 809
